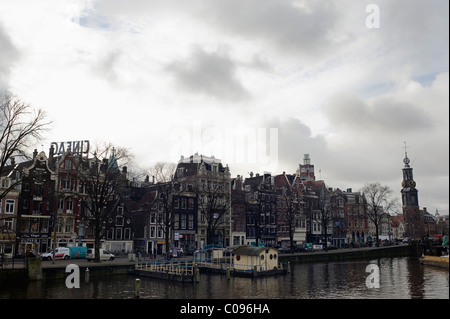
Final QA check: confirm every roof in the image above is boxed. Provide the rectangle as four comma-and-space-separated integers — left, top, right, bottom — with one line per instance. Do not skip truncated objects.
231, 245, 277, 256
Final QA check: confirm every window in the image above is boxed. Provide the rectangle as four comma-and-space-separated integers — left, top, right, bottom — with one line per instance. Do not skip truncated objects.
124, 228, 131, 239
116, 216, 124, 226
174, 214, 179, 229
62, 176, 71, 190
78, 223, 85, 237
5, 199, 15, 214
58, 199, 64, 212
30, 218, 39, 232
57, 217, 64, 233
1, 178, 10, 189
65, 217, 73, 233
107, 228, 114, 239
150, 226, 156, 238
4, 218, 14, 230
180, 214, 186, 229
188, 214, 194, 229
116, 228, 122, 240
66, 198, 73, 213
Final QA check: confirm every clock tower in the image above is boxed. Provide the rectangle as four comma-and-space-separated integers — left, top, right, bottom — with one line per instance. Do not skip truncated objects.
401, 147, 424, 239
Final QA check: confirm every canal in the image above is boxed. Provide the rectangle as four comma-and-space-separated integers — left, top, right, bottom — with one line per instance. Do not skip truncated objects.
0, 257, 448, 299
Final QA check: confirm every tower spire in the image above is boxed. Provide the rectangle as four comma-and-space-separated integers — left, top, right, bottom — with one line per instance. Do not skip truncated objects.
403, 141, 410, 167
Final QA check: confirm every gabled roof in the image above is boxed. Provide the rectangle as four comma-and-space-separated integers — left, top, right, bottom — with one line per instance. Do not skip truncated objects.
232, 245, 266, 256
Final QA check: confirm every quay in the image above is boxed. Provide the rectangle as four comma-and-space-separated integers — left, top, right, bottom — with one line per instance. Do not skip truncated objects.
0, 244, 428, 284
278, 244, 413, 263
0, 256, 135, 283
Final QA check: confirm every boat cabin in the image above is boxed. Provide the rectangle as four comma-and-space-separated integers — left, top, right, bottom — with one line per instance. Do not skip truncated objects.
232, 245, 279, 271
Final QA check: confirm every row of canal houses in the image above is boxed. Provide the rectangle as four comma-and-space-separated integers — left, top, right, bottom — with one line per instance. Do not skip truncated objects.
1, 147, 382, 257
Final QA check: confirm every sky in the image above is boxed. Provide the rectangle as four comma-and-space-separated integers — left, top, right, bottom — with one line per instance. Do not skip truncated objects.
0, 0, 448, 214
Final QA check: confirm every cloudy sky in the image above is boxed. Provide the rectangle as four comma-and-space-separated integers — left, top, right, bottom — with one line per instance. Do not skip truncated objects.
0, 0, 448, 214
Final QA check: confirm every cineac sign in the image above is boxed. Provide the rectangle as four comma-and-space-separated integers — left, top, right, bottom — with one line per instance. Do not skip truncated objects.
51, 140, 90, 156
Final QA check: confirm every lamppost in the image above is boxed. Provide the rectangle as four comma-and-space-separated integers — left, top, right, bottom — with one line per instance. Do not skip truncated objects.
51, 211, 56, 264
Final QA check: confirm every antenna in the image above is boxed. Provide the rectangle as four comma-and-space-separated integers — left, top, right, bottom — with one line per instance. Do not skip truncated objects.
403, 141, 409, 156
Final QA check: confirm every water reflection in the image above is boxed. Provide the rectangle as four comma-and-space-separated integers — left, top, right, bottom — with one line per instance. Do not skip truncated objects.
0, 257, 448, 299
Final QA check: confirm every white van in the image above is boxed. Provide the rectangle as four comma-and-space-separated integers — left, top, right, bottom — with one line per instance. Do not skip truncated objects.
40, 247, 70, 260
86, 248, 115, 261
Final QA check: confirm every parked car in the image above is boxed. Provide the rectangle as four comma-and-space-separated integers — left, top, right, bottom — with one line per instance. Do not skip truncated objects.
298, 243, 315, 252
86, 249, 115, 261
169, 247, 184, 258
402, 237, 412, 244
277, 247, 292, 254
40, 247, 71, 260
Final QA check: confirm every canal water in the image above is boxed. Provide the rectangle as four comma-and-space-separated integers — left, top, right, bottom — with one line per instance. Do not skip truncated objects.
0, 257, 448, 299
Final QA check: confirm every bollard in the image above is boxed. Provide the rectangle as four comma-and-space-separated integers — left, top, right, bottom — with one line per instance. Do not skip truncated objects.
135, 278, 141, 298
287, 262, 291, 274
195, 268, 200, 283
253, 265, 257, 277
227, 267, 231, 280
85, 268, 90, 283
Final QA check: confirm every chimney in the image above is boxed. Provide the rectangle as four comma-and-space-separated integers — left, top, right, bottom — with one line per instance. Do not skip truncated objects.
33, 149, 38, 159
10, 157, 15, 166
347, 188, 352, 193
49, 145, 54, 162
122, 166, 128, 174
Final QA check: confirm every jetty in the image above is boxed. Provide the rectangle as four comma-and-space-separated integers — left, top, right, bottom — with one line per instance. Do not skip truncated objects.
419, 255, 449, 270
134, 260, 196, 283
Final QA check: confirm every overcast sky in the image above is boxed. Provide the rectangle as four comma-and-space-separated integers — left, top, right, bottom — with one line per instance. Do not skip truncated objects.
1, 0, 448, 214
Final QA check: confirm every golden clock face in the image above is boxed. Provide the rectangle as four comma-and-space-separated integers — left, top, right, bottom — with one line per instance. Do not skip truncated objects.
402, 181, 405, 187
409, 180, 416, 188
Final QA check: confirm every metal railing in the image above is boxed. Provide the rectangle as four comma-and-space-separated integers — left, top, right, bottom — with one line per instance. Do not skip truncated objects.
0, 256, 27, 270
135, 261, 194, 276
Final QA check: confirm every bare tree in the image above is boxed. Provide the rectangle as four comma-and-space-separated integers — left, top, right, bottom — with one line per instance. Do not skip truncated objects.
277, 186, 301, 253
71, 144, 131, 262
196, 177, 231, 246
147, 162, 176, 183
362, 182, 399, 247
147, 162, 178, 256
0, 94, 51, 199
314, 184, 333, 251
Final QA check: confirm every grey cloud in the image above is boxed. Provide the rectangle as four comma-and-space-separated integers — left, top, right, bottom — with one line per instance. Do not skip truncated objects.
326, 94, 432, 133
195, 0, 344, 58
92, 50, 122, 84
166, 46, 250, 102
94, 0, 346, 59
0, 23, 20, 91
262, 117, 329, 173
